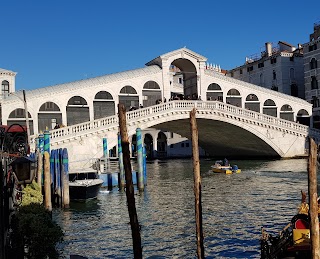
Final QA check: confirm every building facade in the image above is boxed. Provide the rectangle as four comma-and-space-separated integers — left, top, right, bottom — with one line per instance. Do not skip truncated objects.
303, 22, 320, 128
227, 41, 305, 99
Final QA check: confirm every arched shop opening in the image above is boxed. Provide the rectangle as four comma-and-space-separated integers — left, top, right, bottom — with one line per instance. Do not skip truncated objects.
38, 101, 62, 132
157, 132, 167, 158
144, 133, 154, 159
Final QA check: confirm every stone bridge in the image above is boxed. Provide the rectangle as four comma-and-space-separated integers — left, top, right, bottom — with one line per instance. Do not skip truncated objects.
30, 100, 320, 170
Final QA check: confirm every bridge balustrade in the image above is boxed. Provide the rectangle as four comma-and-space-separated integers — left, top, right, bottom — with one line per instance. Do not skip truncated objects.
29, 100, 320, 146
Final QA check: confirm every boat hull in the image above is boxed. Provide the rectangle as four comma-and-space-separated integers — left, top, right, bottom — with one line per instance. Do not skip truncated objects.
69, 179, 103, 200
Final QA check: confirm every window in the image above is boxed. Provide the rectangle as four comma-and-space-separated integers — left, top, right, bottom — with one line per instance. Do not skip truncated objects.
171, 132, 174, 138
1, 80, 9, 96
310, 58, 318, 69
270, 57, 277, 64
311, 76, 318, 90
181, 143, 184, 148
247, 66, 253, 72
312, 96, 320, 108
178, 78, 182, 84
309, 44, 318, 52
170, 144, 174, 148
290, 56, 294, 61
273, 71, 276, 80
186, 143, 189, 148
258, 62, 264, 68
240, 69, 243, 74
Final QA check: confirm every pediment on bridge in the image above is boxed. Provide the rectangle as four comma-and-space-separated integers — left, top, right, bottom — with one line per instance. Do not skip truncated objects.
145, 47, 207, 68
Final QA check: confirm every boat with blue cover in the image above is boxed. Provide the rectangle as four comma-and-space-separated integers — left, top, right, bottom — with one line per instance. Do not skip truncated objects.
211, 160, 241, 174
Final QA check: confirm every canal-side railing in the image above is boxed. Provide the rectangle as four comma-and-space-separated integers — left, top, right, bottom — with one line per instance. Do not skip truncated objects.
30, 100, 320, 145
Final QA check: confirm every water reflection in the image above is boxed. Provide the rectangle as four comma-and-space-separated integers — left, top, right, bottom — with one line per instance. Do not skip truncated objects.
53, 158, 311, 258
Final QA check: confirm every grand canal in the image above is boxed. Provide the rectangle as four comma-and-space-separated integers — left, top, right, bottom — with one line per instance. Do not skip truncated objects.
53, 158, 311, 258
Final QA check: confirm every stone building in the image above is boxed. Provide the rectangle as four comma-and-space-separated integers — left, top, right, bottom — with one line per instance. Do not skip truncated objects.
303, 22, 320, 128
226, 41, 305, 99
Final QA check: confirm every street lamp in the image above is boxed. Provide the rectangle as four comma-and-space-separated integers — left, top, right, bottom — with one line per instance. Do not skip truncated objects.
10, 90, 31, 149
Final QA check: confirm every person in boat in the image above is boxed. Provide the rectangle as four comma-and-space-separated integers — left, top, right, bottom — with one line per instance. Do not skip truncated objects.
223, 158, 229, 166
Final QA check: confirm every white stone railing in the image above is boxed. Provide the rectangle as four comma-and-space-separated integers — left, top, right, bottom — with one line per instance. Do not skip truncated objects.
29, 100, 320, 145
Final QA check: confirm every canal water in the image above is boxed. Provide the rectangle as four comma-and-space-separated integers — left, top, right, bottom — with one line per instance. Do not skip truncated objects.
53, 158, 311, 258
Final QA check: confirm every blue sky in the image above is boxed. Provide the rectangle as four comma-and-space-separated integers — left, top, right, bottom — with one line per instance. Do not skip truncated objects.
2, 0, 320, 90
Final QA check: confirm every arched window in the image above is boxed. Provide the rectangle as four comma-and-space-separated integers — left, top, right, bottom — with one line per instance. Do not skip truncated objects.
280, 104, 294, 121
143, 81, 161, 107
226, 89, 241, 107
8, 108, 34, 135
143, 81, 160, 90
245, 94, 260, 112
263, 99, 277, 117
297, 109, 310, 126
310, 58, 318, 69
94, 91, 115, 119
120, 85, 137, 94
39, 102, 60, 111
311, 76, 318, 90
95, 91, 113, 100
67, 96, 89, 125
206, 83, 223, 101
2, 80, 9, 97
207, 83, 221, 91
119, 86, 139, 110
38, 102, 62, 131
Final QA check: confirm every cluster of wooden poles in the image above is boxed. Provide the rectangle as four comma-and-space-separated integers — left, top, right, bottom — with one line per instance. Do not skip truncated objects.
34, 131, 70, 211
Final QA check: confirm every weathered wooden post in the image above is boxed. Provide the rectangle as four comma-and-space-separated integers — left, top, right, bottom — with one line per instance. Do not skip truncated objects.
190, 108, 204, 259
44, 151, 52, 212
118, 103, 142, 258
118, 132, 125, 190
36, 149, 42, 186
308, 137, 320, 259
136, 128, 144, 191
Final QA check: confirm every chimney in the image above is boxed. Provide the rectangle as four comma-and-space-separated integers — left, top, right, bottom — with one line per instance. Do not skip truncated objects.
265, 42, 272, 56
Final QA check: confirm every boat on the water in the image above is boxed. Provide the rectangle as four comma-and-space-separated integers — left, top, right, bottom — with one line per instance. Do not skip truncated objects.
211, 160, 241, 174
69, 169, 103, 200
260, 191, 314, 258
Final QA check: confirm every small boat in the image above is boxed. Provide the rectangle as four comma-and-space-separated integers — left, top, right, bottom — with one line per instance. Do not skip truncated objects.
69, 169, 103, 200
211, 160, 241, 174
260, 191, 314, 258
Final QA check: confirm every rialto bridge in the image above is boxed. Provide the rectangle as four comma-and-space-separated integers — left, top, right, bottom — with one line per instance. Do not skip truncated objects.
1, 48, 318, 169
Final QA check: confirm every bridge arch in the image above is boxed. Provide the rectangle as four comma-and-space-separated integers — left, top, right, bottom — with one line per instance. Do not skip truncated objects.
206, 83, 223, 101
38, 101, 62, 131
263, 99, 277, 117
170, 58, 198, 99
245, 94, 260, 112
226, 88, 241, 107
280, 104, 294, 121
119, 85, 139, 110
67, 96, 89, 126
93, 91, 115, 119
142, 80, 162, 107
8, 108, 34, 134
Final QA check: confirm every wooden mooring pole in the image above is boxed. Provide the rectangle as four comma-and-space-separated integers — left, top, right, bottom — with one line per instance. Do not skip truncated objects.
44, 151, 52, 212
308, 137, 320, 259
118, 103, 142, 258
190, 108, 204, 259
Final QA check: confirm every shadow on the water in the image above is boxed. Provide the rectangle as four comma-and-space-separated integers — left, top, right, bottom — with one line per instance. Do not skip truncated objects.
69, 198, 100, 212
